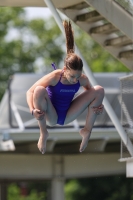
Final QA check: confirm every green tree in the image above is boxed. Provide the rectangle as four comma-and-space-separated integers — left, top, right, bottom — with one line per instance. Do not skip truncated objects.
65, 175, 133, 200
0, 7, 64, 100
7, 182, 49, 200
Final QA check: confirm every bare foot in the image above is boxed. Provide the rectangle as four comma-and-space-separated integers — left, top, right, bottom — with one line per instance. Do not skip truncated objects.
37, 131, 49, 154
79, 128, 91, 152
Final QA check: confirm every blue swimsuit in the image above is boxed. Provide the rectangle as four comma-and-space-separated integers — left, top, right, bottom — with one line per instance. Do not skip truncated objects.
46, 70, 80, 125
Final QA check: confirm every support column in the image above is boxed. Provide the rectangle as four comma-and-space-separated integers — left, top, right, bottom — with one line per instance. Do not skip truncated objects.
51, 156, 65, 200
51, 178, 65, 200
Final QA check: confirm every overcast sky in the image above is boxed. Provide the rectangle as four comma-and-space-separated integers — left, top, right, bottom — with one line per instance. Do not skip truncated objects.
24, 7, 52, 20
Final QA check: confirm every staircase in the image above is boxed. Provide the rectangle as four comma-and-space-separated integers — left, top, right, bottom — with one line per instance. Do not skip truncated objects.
60, 0, 133, 71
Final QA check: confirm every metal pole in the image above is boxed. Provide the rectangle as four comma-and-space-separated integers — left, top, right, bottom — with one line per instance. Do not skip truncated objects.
44, 0, 133, 156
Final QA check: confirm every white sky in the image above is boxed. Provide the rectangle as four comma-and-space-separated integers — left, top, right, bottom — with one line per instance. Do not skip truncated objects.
24, 7, 52, 19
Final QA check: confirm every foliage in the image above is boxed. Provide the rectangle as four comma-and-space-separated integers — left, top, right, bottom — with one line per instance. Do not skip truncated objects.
7, 175, 133, 200
65, 179, 87, 200
7, 182, 49, 200
0, 7, 64, 100
65, 175, 133, 200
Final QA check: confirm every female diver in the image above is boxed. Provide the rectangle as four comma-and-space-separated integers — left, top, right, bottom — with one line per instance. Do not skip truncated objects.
26, 20, 104, 154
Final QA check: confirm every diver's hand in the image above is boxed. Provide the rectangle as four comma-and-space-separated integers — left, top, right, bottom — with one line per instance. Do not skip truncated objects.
32, 109, 45, 120
92, 104, 104, 115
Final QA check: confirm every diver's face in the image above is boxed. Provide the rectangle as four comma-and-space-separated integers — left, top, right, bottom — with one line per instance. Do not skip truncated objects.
64, 67, 82, 84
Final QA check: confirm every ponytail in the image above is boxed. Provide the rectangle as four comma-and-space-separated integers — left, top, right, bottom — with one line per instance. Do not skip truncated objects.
63, 20, 83, 71
63, 20, 75, 54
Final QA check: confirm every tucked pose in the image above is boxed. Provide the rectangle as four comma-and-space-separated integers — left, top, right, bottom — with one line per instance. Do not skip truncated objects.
26, 20, 104, 154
